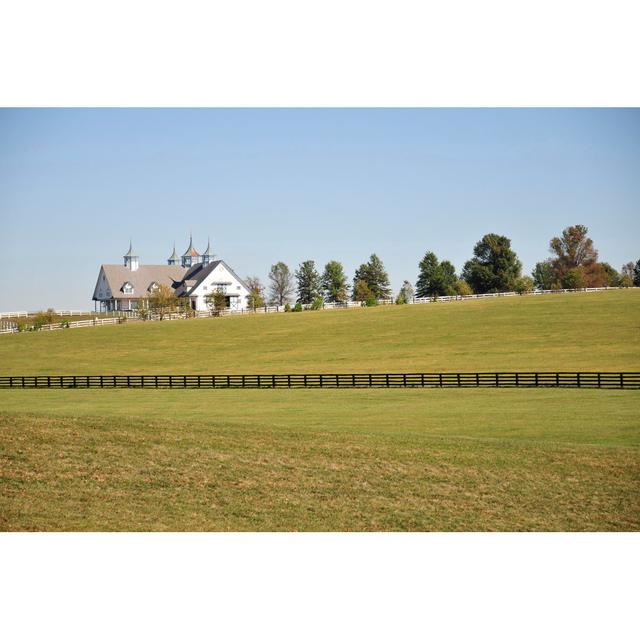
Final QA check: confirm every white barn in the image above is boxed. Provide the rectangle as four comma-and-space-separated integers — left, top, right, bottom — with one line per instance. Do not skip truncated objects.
92, 238, 251, 312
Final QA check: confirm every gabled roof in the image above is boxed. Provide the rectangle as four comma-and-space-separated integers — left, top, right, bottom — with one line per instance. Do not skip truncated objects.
93, 264, 186, 300
174, 259, 250, 297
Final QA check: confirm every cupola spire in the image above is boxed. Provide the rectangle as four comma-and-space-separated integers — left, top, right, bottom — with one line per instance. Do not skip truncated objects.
123, 239, 139, 271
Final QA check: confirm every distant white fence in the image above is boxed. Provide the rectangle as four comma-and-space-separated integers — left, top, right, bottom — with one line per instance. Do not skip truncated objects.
409, 286, 626, 305
0, 309, 136, 319
0, 287, 635, 335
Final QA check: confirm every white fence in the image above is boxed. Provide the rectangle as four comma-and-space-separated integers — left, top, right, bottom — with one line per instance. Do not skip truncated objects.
409, 286, 625, 305
0, 287, 634, 335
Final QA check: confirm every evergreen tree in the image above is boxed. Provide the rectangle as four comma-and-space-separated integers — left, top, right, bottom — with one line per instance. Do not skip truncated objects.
415, 252, 457, 297
353, 254, 391, 300
295, 260, 322, 304
321, 260, 349, 303
462, 234, 522, 293
633, 259, 640, 287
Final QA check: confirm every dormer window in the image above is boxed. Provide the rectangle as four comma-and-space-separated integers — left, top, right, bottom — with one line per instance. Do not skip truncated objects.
122, 282, 134, 294
148, 282, 159, 292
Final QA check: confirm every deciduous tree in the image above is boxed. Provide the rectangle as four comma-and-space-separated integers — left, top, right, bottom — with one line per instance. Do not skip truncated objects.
531, 261, 556, 290
147, 284, 178, 320
548, 224, 604, 286
268, 262, 295, 305
245, 276, 265, 310
353, 279, 377, 305
462, 234, 522, 293
205, 287, 228, 314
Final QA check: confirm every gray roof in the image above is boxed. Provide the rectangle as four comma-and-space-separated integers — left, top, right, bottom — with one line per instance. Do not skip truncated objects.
167, 244, 179, 261
173, 259, 250, 297
94, 264, 186, 300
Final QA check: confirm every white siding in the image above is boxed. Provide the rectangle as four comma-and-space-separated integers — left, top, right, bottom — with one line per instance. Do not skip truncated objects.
190, 263, 250, 311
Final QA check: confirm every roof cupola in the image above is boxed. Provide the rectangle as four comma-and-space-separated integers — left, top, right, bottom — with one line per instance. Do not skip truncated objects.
123, 240, 139, 271
181, 234, 200, 268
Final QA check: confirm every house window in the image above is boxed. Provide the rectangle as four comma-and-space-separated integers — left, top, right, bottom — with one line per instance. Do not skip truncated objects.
148, 282, 159, 292
123, 282, 134, 294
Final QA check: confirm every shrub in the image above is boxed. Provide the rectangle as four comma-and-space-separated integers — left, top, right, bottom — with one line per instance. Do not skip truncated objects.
454, 279, 473, 296
513, 275, 534, 295
293, 302, 303, 312
620, 274, 634, 288
364, 298, 378, 307
284, 303, 291, 312
310, 297, 323, 310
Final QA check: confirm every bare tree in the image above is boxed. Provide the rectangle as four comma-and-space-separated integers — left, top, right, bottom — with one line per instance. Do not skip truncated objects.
268, 262, 294, 305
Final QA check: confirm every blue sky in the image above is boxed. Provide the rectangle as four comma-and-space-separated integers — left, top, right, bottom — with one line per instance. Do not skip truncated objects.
1, 108, 638, 310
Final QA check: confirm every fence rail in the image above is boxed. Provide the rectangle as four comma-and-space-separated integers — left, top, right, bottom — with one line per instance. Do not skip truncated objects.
0, 372, 638, 390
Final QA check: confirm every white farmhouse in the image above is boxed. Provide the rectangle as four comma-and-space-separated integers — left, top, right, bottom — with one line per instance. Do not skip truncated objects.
92, 237, 251, 312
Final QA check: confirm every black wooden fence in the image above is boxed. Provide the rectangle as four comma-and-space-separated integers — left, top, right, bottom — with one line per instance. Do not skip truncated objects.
0, 372, 638, 389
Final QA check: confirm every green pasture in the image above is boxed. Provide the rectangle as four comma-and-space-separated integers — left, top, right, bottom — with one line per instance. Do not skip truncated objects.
0, 290, 639, 531
1, 289, 639, 374
1, 388, 638, 531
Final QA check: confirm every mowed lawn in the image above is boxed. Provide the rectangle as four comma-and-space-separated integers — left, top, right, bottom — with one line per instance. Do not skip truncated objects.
0, 290, 639, 531
1, 389, 638, 531
0, 289, 639, 374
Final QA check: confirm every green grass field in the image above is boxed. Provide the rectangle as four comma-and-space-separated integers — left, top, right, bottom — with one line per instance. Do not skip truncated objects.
1, 290, 639, 531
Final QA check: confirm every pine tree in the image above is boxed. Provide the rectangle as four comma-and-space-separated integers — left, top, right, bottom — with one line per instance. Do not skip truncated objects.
321, 260, 349, 303
416, 252, 457, 297
295, 260, 322, 304
353, 254, 391, 300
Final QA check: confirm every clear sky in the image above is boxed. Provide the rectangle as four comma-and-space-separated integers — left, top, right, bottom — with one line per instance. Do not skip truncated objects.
1, 108, 638, 311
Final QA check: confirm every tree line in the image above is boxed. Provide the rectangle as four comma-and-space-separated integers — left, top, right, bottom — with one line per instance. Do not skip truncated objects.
244, 224, 639, 309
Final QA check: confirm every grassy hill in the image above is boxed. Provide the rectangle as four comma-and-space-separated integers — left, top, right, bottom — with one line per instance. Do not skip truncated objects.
1, 289, 639, 374
1, 290, 639, 531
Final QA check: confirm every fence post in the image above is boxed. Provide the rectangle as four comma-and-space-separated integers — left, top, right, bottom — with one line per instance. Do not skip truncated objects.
457, 373, 461, 387
577, 372, 581, 388
515, 372, 519, 387
597, 372, 601, 388
439, 373, 443, 387
620, 373, 624, 389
